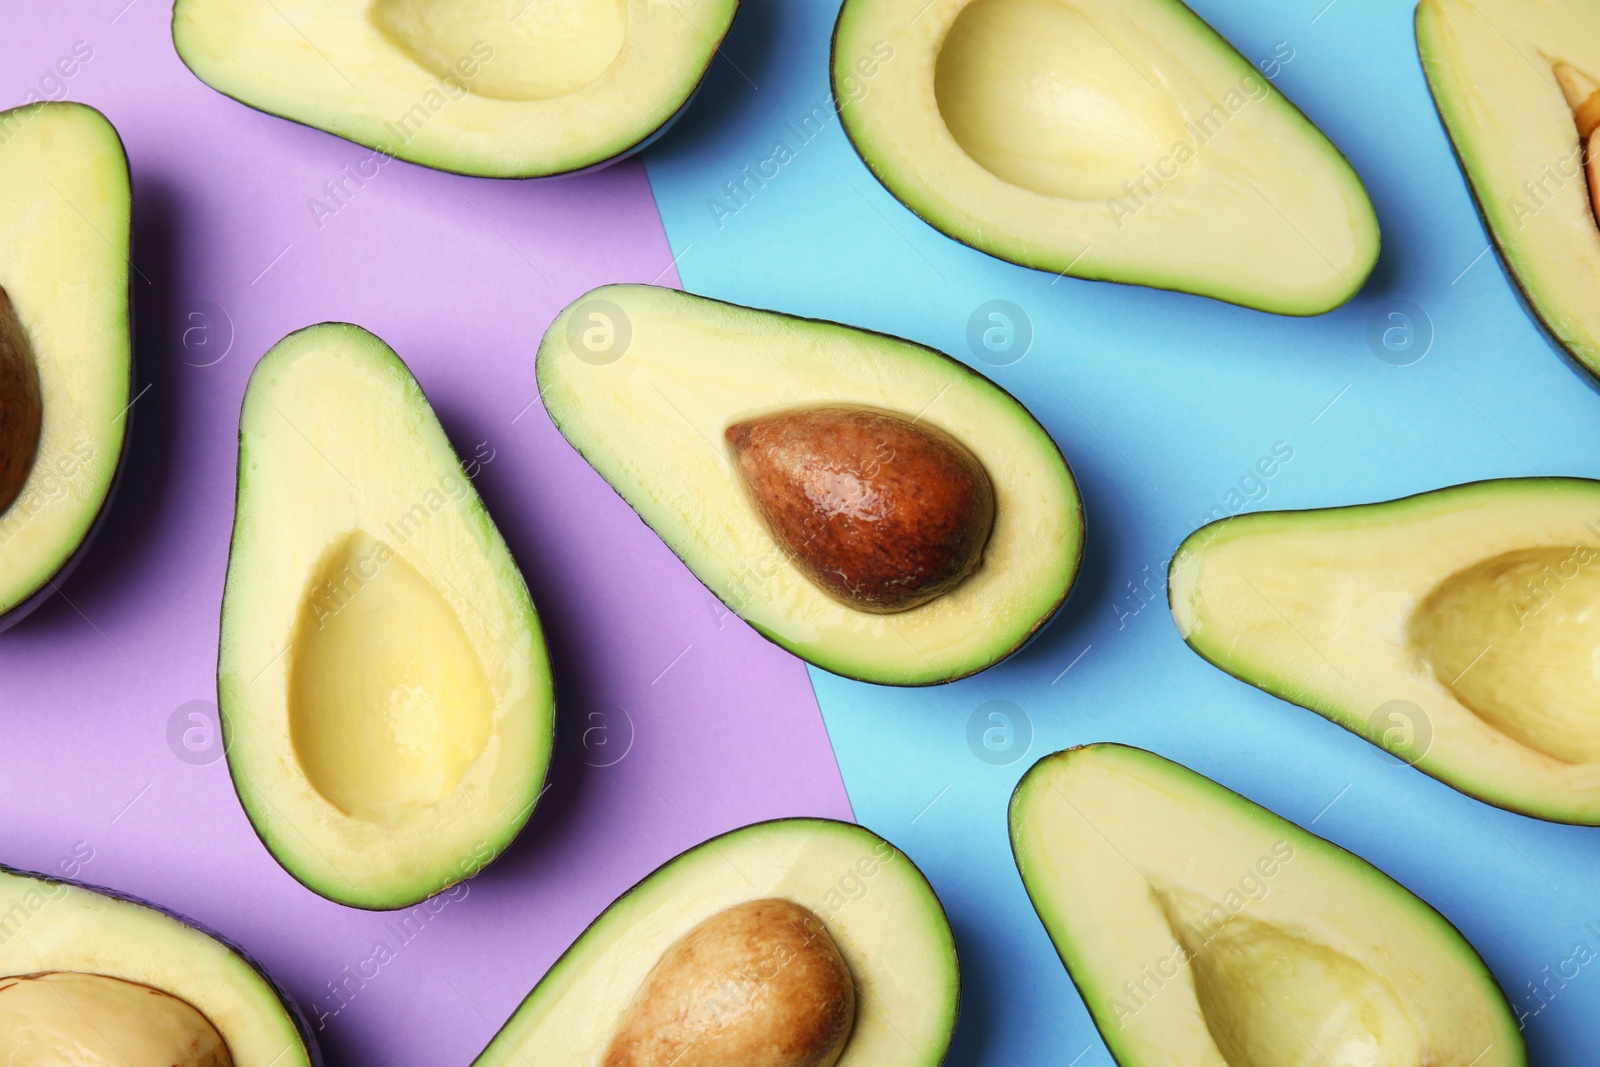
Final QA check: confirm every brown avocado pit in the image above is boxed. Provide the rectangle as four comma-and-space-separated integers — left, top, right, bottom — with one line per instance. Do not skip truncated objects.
725, 405, 996, 614
1554, 60, 1600, 227
0, 285, 42, 518
602, 898, 856, 1067
0, 971, 233, 1066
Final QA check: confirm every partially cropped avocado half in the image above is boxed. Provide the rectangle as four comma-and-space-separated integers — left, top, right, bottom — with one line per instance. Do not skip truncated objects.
0, 102, 131, 629
1417, 0, 1600, 380
172, 0, 738, 178
1170, 478, 1600, 825
832, 0, 1379, 315
538, 284, 1083, 686
219, 324, 554, 910
473, 818, 959, 1067
0, 866, 318, 1066
1010, 744, 1524, 1066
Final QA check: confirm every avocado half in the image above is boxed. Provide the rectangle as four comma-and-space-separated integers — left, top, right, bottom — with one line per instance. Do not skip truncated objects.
472, 818, 960, 1066
1010, 744, 1524, 1066
1417, 0, 1600, 381
1170, 477, 1600, 825
171, 0, 738, 178
0, 102, 132, 628
537, 284, 1083, 686
832, 0, 1379, 315
0, 865, 319, 1066
219, 323, 555, 909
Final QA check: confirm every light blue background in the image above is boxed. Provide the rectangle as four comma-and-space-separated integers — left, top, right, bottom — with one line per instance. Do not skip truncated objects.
643, 0, 1600, 1062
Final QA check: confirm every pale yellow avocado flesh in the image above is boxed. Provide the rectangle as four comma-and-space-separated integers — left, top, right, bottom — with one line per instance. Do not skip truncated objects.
536, 285, 1083, 686
0, 102, 130, 620
219, 324, 553, 909
0, 972, 233, 1067
1170, 478, 1600, 824
1417, 0, 1600, 378
0, 869, 314, 1067
473, 820, 959, 1067
172, 0, 738, 177
1009, 745, 1523, 1067
833, 0, 1379, 314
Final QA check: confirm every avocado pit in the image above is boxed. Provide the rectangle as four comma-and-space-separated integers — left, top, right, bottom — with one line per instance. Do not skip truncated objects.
1553, 60, 1600, 228
0, 285, 43, 518
0, 971, 233, 1066
603, 898, 856, 1067
726, 405, 996, 613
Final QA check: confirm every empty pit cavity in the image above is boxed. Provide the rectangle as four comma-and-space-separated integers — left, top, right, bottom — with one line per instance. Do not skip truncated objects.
1158, 889, 1422, 1067
933, 0, 1188, 200
1410, 545, 1600, 765
0, 972, 233, 1067
289, 530, 493, 824
371, 0, 628, 102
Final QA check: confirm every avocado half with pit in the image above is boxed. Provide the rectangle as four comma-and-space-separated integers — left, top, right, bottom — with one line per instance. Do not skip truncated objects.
0, 102, 131, 628
1417, 0, 1600, 381
219, 323, 554, 909
1170, 478, 1600, 825
0, 865, 319, 1066
832, 0, 1379, 315
473, 818, 959, 1066
537, 284, 1083, 686
1010, 744, 1524, 1066
171, 0, 738, 178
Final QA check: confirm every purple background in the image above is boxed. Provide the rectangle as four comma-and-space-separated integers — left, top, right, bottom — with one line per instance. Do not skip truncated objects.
0, 5, 851, 1064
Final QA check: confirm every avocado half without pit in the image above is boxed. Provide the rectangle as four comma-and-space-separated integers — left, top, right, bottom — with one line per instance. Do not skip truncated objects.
1417, 0, 1600, 381
1170, 478, 1600, 825
218, 324, 554, 909
0, 866, 318, 1066
831, 0, 1380, 315
172, 0, 738, 178
538, 285, 1082, 686
472, 818, 960, 1067
0, 102, 132, 629
1010, 744, 1524, 1067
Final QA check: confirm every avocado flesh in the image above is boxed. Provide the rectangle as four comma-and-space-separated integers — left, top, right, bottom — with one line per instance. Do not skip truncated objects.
0, 102, 130, 624
1417, 0, 1600, 379
832, 0, 1379, 315
0, 868, 316, 1067
537, 284, 1083, 686
0, 972, 233, 1066
1170, 478, 1600, 824
1009, 744, 1523, 1067
219, 324, 554, 909
473, 819, 959, 1067
172, 0, 738, 177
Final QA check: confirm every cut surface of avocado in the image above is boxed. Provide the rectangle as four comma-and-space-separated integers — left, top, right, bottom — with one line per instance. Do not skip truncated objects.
1417, 0, 1600, 380
1009, 744, 1523, 1067
0, 102, 131, 626
0, 867, 317, 1067
473, 818, 959, 1067
172, 0, 738, 177
1170, 477, 1600, 824
832, 0, 1379, 315
219, 324, 553, 909
537, 284, 1083, 686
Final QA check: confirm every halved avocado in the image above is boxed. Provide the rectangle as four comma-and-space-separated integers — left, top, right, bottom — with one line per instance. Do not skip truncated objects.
171, 0, 738, 178
832, 0, 1379, 315
472, 818, 959, 1066
0, 866, 318, 1066
219, 324, 554, 909
537, 284, 1083, 686
1417, 0, 1600, 380
1170, 478, 1600, 825
1010, 744, 1524, 1066
0, 102, 131, 628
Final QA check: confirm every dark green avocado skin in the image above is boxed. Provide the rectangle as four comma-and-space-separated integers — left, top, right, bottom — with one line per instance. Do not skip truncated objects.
0, 102, 133, 634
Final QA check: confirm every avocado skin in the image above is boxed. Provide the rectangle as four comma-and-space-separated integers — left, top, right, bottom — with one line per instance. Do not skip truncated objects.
0, 102, 134, 633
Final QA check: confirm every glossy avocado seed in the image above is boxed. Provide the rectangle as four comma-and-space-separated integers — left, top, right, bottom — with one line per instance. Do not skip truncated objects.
0, 286, 42, 517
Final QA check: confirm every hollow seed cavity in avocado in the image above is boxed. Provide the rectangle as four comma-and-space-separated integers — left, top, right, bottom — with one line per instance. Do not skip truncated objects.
0, 972, 233, 1067
726, 406, 996, 614
603, 898, 856, 1067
